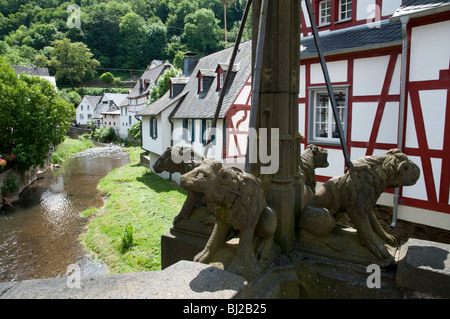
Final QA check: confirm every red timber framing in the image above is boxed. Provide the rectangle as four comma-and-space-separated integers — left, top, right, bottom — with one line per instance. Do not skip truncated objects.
224, 76, 252, 160
299, 48, 402, 191
301, 0, 397, 36
400, 13, 450, 214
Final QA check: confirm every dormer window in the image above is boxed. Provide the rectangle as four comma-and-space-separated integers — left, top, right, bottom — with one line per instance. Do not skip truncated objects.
216, 66, 225, 90
169, 80, 174, 97
197, 72, 204, 93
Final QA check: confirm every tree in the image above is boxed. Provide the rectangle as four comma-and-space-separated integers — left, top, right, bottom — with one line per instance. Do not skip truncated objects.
218, 0, 236, 48
46, 38, 100, 87
117, 12, 147, 68
0, 57, 75, 170
149, 67, 182, 102
183, 8, 223, 55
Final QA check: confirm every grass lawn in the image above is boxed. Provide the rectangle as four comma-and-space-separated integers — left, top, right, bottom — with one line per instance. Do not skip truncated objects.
79, 147, 187, 273
51, 136, 94, 164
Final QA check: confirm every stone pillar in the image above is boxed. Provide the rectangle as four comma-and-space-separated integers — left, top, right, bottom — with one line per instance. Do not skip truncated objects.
251, 0, 301, 253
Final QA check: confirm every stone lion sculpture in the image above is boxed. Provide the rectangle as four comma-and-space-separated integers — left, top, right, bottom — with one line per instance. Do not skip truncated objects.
180, 159, 277, 276
299, 149, 420, 260
153, 146, 205, 175
153, 146, 206, 224
300, 144, 329, 193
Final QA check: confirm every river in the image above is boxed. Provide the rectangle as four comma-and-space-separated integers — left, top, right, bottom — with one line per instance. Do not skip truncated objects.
0, 143, 130, 282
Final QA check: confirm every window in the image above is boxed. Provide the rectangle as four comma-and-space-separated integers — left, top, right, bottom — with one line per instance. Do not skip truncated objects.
182, 119, 195, 142
150, 117, 158, 139
87, 105, 90, 111
339, 0, 352, 21
88, 114, 92, 119
319, 0, 331, 26
80, 105, 83, 111
129, 116, 132, 126
308, 87, 348, 144
199, 77, 204, 93
202, 119, 215, 145
79, 114, 84, 120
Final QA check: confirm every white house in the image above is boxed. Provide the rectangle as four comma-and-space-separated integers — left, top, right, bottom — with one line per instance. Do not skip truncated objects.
138, 41, 253, 183
12, 66, 57, 89
92, 93, 128, 134
119, 61, 172, 139
298, 0, 450, 230
75, 95, 101, 126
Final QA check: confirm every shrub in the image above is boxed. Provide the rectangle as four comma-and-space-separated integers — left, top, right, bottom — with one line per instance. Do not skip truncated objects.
92, 126, 117, 143
1, 174, 18, 196
100, 72, 115, 84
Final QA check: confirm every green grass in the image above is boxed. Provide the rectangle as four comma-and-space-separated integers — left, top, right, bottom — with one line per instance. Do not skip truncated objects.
79, 147, 187, 274
51, 136, 94, 164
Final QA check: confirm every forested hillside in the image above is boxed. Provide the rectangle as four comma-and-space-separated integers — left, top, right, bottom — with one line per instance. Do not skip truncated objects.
0, 0, 250, 84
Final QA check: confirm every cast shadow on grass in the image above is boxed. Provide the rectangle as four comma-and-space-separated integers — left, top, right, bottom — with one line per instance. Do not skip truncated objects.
136, 171, 187, 195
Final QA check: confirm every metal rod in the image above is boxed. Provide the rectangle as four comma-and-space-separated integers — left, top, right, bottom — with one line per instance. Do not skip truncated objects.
304, 0, 352, 169
244, 0, 269, 173
204, 0, 252, 158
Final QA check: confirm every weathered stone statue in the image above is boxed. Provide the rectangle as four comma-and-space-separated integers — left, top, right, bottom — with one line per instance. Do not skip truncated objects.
300, 144, 329, 193
180, 159, 277, 277
298, 149, 420, 260
153, 146, 207, 225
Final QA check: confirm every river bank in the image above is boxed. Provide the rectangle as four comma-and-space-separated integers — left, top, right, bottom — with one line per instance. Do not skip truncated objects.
79, 147, 187, 274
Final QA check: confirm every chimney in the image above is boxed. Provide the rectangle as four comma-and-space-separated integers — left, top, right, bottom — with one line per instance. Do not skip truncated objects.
183, 53, 199, 76
139, 79, 143, 94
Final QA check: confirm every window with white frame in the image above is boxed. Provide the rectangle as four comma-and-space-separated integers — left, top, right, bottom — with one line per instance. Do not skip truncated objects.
202, 119, 215, 145
319, 0, 331, 26
339, 0, 352, 21
150, 117, 157, 139
182, 119, 195, 142
308, 87, 348, 144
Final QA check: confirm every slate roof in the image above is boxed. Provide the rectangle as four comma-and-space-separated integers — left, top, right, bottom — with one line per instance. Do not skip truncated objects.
392, 0, 450, 18
127, 62, 172, 99
171, 40, 252, 119
13, 66, 50, 76
138, 40, 252, 120
300, 20, 403, 58
84, 95, 102, 108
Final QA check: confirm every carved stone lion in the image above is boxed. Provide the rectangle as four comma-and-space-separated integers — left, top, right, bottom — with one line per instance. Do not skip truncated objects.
299, 149, 420, 260
300, 144, 329, 193
153, 146, 205, 175
153, 146, 206, 225
180, 159, 277, 276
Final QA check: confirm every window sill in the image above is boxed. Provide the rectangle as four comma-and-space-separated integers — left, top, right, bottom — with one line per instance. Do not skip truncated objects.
307, 138, 344, 147
335, 18, 352, 24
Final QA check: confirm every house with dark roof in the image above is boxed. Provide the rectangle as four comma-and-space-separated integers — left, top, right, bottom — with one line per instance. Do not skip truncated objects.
92, 93, 128, 134
138, 41, 252, 182
12, 65, 57, 88
299, 0, 450, 230
76, 95, 102, 126
119, 61, 172, 139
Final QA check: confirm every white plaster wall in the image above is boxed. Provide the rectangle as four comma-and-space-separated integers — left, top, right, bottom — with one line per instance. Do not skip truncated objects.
381, 0, 402, 17
234, 85, 251, 105
299, 103, 306, 137
410, 20, 450, 82
315, 148, 345, 177
357, 0, 376, 22
420, 89, 447, 151
351, 102, 378, 142
401, 155, 427, 201
353, 55, 390, 96
388, 54, 402, 95
299, 65, 306, 98
310, 60, 348, 84
404, 95, 418, 149
376, 101, 399, 144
